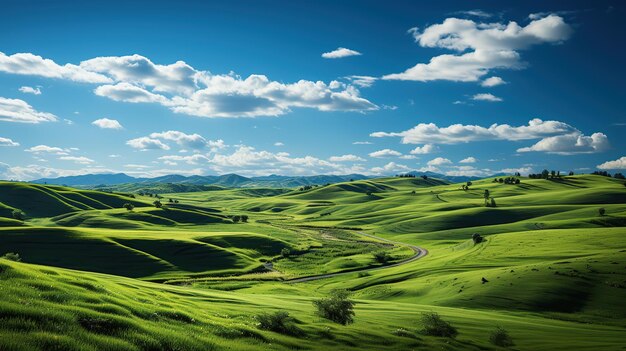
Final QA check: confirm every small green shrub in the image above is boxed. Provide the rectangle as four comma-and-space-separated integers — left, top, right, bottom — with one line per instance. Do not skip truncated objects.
313, 289, 355, 325
599, 208, 606, 216
123, 203, 134, 211
490, 326, 514, 347
357, 271, 371, 278
281, 248, 290, 258
373, 251, 391, 264
419, 312, 457, 338
11, 209, 25, 221
2, 252, 21, 262
256, 311, 302, 336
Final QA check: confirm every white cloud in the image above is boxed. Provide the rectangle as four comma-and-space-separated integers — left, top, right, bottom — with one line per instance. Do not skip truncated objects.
481, 76, 506, 87
94, 82, 170, 104
370, 162, 410, 175
329, 154, 365, 162
428, 157, 452, 166
19, 86, 41, 95
321, 47, 362, 59
0, 51, 112, 83
410, 144, 437, 154
382, 104, 398, 110
126, 137, 170, 151
346, 75, 377, 88
453, 9, 493, 18
25, 145, 68, 155
2, 52, 378, 118
371, 118, 582, 144
124, 164, 152, 169
459, 156, 477, 163
472, 93, 502, 102
353, 141, 372, 145
59, 156, 95, 164
384, 15, 572, 82
108, 154, 121, 158
0, 137, 19, 147
0, 97, 57, 123
369, 149, 402, 158
80, 54, 199, 95
158, 154, 209, 165
92, 118, 123, 129
517, 132, 609, 154
149, 130, 210, 149
274, 142, 284, 146
597, 156, 626, 170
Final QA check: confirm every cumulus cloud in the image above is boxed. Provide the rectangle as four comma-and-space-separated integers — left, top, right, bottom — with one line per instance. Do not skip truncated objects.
0, 52, 112, 83
80, 54, 200, 95
428, 157, 452, 166
149, 131, 211, 149
0, 97, 57, 123
126, 137, 170, 151
2, 52, 377, 118
460, 157, 477, 163
369, 149, 402, 158
371, 118, 587, 145
94, 82, 170, 104
597, 156, 626, 170
370, 162, 410, 175
472, 93, 502, 101
92, 118, 123, 129
19, 86, 41, 95
383, 15, 572, 82
329, 154, 366, 162
410, 144, 437, 154
59, 156, 95, 164
517, 132, 609, 154
321, 47, 362, 59
0, 137, 19, 147
25, 145, 69, 155
481, 76, 506, 87
274, 142, 284, 146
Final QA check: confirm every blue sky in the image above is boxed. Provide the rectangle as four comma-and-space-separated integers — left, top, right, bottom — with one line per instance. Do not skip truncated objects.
0, 0, 624, 180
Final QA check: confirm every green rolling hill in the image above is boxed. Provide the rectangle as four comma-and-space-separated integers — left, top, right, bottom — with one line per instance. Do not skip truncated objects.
0, 174, 624, 350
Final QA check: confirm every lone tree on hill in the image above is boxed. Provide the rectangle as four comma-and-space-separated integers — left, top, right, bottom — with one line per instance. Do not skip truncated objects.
123, 203, 134, 211
483, 189, 490, 206
599, 208, 606, 216
153, 200, 162, 208
472, 233, 484, 244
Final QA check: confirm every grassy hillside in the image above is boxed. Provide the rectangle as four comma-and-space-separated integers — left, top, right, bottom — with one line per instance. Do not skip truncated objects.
0, 174, 624, 350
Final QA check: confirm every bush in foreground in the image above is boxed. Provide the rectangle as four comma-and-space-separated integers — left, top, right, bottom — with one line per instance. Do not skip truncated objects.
373, 251, 391, 263
490, 326, 514, 347
256, 311, 302, 336
419, 312, 457, 338
313, 290, 355, 325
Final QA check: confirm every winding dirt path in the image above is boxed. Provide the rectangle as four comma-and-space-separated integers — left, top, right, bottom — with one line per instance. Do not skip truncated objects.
285, 231, 428, 284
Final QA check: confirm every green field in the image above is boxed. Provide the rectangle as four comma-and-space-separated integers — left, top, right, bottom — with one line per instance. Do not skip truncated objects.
1, 174, 625, 350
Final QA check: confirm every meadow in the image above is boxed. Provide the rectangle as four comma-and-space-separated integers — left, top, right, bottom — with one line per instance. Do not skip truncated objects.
0, 174, 625, 350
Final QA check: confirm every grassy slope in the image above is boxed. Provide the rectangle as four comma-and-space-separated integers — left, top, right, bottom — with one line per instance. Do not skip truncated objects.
0, 175, 625, 350
1, 259, 624, 351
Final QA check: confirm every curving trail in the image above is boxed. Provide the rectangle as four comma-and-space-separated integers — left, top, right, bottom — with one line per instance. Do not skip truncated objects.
285, 231, 428, 284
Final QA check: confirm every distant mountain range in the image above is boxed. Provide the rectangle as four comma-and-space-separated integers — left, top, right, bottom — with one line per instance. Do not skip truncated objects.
31, 171, 490, 189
